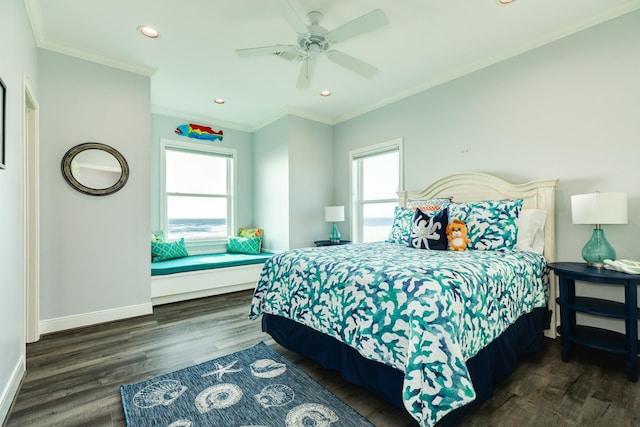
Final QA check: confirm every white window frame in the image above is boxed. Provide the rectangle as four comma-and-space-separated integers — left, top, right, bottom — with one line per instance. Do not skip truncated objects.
349, 138, 404, 243
160, 138, 236, 250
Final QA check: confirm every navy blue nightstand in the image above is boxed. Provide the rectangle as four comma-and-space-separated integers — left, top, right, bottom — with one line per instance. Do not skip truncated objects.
313, 240, 351, 247
548, 262, 640, 382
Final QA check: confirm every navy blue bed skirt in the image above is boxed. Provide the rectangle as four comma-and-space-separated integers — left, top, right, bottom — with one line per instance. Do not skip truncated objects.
262, 307, 549, 426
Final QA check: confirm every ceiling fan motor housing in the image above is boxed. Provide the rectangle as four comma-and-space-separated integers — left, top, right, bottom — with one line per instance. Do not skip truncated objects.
298, 21, 330, 59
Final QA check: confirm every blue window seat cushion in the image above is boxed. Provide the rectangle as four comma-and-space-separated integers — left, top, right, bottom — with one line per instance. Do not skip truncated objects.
151, 252, 273, 276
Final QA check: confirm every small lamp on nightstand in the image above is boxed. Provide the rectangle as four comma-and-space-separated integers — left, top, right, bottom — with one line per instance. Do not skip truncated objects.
325, 206, 345, 243
571, 192, 627, 267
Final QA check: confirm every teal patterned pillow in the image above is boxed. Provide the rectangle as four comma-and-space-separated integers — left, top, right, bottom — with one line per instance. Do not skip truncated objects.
386, 207, 414, 245
152, 238, 189, 262
228, 236, 262, 255
446, 199, 523, 250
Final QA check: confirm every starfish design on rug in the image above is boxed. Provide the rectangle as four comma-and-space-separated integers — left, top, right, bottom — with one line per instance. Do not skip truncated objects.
201, 360, 243, 381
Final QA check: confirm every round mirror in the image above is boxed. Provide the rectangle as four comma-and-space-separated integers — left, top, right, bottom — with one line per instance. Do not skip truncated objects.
61, 142, 129, 196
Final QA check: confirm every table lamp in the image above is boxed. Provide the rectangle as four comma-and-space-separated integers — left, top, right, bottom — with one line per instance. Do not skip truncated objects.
325, 206, 345, 243
571, 192, 627, 267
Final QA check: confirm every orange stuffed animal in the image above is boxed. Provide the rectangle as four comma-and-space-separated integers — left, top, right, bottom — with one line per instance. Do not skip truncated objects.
446, 219, 471, 251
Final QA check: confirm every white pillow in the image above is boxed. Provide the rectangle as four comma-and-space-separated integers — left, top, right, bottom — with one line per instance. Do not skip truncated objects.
515, 209, 547, 254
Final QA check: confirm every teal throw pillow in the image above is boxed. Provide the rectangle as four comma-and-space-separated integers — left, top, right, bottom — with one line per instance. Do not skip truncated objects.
152, 238, 189, 262
386, 207, 414, 245
228, 236, 262, 255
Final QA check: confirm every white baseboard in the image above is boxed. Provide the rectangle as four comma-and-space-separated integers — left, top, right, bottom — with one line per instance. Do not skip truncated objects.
39, 302, 153, 335
0, 355, 25, 425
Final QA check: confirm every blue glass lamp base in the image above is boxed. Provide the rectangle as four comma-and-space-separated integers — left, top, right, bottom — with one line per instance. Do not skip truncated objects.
329, 222, 341, 243
582, 227, 616, 268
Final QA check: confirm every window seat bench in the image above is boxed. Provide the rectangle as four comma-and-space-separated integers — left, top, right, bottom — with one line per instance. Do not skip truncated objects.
151, 252, 273, 305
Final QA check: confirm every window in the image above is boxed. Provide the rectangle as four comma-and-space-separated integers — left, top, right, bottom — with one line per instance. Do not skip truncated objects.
161, 139, 235, 242
350, 139, 403, 243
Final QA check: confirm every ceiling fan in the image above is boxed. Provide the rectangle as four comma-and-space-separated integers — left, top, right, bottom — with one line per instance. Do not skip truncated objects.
236, 0, 388, 89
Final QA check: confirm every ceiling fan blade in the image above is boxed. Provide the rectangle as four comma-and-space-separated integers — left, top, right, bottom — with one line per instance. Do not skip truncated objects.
326, 50, 377, 78
271, 0, 309, 35
326, 9, 388, 43
296, 57, 317, 89
236, 44, 298, 57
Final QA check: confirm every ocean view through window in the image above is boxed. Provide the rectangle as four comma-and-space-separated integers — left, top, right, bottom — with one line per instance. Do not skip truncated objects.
162, 139, 236, 242
350, 139, 403, 243
362, 203, 397, 242
167, 218, 227, 240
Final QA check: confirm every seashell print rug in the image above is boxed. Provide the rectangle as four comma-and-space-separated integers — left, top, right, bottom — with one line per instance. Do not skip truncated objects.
120, 341, 375, 426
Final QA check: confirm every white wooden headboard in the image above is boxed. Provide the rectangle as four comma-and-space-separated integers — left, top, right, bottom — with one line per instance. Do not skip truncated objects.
398, 171, 559, 338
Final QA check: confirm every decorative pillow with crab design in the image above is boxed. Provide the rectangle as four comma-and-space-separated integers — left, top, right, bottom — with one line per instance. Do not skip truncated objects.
408, 207, 449, 250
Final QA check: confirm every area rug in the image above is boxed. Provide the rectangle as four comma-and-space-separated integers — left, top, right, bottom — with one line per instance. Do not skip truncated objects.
120, 341, 375, 426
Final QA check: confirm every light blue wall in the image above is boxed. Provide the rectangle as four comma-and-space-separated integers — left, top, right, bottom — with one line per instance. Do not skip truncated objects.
0, 0, 38, 420
253, 117, 290, 251
38, 50, 151, 321
288, 116, 334, 249
252, 115, 334, 251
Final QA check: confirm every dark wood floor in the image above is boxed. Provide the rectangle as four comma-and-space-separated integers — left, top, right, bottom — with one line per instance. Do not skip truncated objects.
4, 290, 640, 427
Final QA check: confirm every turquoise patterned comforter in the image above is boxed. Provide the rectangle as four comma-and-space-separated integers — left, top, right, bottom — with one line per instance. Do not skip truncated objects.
249, 242, 548, 426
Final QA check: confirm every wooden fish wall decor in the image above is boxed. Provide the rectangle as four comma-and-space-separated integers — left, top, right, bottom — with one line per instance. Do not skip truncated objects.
175, 124, 223, 141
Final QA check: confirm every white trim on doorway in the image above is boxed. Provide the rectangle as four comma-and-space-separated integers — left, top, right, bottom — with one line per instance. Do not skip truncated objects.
23, 74, 40, 343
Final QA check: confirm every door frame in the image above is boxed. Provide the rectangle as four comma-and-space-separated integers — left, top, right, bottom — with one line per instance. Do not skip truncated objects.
23, 74, 39, 343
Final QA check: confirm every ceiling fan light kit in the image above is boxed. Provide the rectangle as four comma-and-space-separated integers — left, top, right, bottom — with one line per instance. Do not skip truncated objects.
235, 0, 388, 89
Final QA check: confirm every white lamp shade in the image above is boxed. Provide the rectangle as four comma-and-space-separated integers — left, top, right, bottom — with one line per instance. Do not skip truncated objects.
325, 206, 345, 222
571, 192, 628, 225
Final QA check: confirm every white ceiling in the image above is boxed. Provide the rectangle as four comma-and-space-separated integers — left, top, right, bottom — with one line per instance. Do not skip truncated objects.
25, 0, 640, 132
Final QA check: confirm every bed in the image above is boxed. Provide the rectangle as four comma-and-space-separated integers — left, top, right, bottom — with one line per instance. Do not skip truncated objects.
249, 172, 558, 426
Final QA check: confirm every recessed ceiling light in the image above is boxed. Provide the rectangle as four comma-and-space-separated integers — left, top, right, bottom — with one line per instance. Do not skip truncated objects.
138, 25, 159, 39
213, 98, 225, 104
320, 90, 332, 97
499, 0, 516, 4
